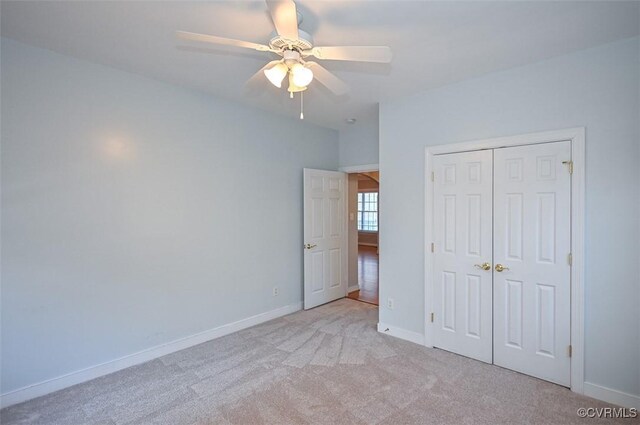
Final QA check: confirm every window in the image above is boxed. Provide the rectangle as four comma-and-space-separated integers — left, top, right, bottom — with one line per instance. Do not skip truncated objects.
357, 192, 378, 232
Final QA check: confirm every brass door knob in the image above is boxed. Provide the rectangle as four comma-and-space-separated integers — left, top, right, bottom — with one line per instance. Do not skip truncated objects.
495, 264, 510, 272
304, 243, 317, 250
474, 262, 491, 271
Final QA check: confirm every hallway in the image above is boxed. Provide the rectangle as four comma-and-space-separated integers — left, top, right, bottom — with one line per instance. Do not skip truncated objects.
347, 245, 379, 305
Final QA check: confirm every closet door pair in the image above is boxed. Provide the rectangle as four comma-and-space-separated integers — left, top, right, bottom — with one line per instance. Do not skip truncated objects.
432, 141, 571, 386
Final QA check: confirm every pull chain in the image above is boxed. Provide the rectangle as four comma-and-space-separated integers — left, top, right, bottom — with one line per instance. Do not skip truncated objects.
300, 91, 304, 120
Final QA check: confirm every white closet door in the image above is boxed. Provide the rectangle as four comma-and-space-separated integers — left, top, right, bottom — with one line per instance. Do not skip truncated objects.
433, 150, 493, 363
493, 141, 572, 386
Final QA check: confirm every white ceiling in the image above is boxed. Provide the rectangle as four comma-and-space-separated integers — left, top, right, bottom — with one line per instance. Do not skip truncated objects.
2, 1, 638, 130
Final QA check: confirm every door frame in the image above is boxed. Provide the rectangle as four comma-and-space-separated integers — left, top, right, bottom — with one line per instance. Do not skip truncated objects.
424, 127, 585, 394
339, 164, 380, 297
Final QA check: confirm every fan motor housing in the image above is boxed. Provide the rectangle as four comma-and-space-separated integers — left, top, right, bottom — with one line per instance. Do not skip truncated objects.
269, 29, 313, 52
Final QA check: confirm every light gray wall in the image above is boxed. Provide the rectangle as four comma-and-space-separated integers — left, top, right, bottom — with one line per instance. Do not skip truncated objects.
338, 109, 379, 168
379, 37, 640, 397
0, 38, 339, 393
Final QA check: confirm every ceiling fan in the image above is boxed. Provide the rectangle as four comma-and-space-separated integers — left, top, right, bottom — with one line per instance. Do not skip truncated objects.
176, 0, 392, 118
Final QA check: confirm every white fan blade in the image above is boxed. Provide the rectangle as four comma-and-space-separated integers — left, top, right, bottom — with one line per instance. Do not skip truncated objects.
177, 31, 272, 52
305, 62, 349, 96
266, 0, 298, 41
244, 60, 282, 93
304, 46, 392, 63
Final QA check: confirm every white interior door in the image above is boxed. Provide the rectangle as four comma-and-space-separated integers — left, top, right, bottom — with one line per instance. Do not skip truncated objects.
493, 141, 572, 386
303, 169, 347, 310
432, 151, 493, 363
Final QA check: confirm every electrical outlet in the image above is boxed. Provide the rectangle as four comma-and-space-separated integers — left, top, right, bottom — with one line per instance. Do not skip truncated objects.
387, 298, 394, 310
273, 287, 279, 296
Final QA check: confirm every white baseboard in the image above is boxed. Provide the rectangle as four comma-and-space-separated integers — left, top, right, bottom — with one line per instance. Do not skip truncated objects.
583, 382, 640, 409
0, 302, 302, 409
347, 284, 360, 293
377, 322, 425, 346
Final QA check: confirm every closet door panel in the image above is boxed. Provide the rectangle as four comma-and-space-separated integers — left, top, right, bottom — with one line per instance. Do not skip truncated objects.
432, 150, 493, 363
493, 141, 572, 386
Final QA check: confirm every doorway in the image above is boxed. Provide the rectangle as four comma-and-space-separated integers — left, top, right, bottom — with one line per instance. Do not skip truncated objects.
425, 128, 585, 392
348, 245, 379, 305
347, 172, 379, 306
301, 167, 380, 311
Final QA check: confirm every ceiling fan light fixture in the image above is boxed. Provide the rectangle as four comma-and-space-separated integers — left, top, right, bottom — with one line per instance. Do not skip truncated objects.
287, 73, 308, 93
264, 62, 288, 88
179, 0, 392, 113
291, 63, 314, 88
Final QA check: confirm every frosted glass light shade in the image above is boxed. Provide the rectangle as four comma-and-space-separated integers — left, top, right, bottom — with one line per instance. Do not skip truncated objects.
287, 73, 307, 93
264, 63, 288, 88
291, 63, 313, 87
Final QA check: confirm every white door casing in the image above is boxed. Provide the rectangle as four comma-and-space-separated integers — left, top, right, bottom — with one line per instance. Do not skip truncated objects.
303, 169, 347, 310
429, 140, 573, 386
425, 128, 585, 393
432, 150, 493, 363
493, 141, 572, 386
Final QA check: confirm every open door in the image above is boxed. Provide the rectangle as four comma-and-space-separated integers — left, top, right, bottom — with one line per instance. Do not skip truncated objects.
303, 168, 347, 310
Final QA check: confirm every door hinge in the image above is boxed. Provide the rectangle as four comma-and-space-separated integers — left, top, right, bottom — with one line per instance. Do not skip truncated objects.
430, 312, 435, 323
567, 253, 573, 266
430, 242, 435, 253
562, 160, 573, 174
568, 345, 572, 358
431, 171, 435, 182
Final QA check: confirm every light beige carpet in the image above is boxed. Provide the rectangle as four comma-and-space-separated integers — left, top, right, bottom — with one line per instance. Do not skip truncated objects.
1, 299, 625, 424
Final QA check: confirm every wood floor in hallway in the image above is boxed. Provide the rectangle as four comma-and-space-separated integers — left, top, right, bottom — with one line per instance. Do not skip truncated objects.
347, 245, 379, 305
